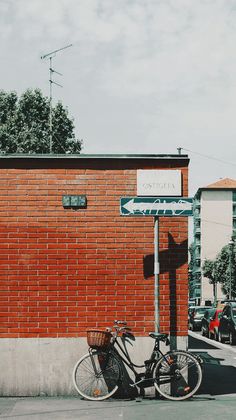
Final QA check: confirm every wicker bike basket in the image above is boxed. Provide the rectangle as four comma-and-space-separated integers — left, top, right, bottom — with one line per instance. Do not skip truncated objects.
87, 329, 112, 349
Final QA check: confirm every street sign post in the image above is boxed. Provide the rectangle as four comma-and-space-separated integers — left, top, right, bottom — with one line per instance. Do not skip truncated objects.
120, 196, 193, 333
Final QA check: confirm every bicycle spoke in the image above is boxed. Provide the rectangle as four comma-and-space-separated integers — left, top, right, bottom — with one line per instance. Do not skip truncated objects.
73, 350, 121, 400
79, 358, 97, 375
154, 351, 202, 401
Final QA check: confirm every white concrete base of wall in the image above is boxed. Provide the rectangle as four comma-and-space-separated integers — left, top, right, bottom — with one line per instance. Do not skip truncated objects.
0, 336, 188, 396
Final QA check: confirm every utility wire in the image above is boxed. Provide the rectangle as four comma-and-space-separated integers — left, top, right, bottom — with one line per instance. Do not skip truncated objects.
179, 147, 236, 168
197, 218, 234, 228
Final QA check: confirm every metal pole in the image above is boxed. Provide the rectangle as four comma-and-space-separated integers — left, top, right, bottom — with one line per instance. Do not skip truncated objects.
154, 217, 160, 332
229, 237, 234, 300
49, 56, 53, 154
41, 44, 72, 154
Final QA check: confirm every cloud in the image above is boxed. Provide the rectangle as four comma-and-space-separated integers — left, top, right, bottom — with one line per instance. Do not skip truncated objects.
1, 0, 236, 189
95, 0, 236, 98
2, 0, 236, 93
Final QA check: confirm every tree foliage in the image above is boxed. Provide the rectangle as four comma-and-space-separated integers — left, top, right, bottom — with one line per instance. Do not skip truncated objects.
202, 243, 236, 299
202, 258, 217, 303
202, 259, 215, 284
215, 244, 236, 297
0, 89, 82, 154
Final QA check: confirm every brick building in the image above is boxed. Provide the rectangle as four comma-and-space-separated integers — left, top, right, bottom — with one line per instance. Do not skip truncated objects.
0, 154, 189, 395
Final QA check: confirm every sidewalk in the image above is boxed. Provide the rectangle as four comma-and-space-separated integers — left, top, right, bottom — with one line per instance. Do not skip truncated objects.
1, 333, 236, 420
188, 331, 236, 397
1, 395, 236, 420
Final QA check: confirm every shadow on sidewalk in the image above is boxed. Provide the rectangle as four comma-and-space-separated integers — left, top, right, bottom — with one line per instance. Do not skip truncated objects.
188, 334, 236, 396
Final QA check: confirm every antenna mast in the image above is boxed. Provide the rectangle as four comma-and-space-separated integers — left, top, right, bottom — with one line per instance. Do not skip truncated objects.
41, 44, 72, 153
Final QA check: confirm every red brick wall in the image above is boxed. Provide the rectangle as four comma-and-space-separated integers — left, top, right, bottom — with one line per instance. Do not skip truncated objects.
0, 157, 189, 338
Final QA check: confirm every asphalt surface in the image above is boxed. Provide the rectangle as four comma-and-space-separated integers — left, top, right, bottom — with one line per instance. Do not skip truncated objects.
1, 332, 236, 420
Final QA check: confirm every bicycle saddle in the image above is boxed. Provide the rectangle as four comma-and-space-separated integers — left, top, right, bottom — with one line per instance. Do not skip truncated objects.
149, 332, 169, 341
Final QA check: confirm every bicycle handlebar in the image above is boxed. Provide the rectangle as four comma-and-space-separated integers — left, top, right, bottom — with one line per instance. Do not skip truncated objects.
109, 320, 132, 338
114, 320, 127, 325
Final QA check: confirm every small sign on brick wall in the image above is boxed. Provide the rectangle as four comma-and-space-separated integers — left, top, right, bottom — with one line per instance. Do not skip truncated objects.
62, 195, 87, 208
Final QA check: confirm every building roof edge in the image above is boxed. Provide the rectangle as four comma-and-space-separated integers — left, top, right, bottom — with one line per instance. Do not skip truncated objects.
0, 153, 189, 160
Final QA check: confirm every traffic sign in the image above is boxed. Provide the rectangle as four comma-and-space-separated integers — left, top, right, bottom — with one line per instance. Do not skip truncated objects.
120, 197, 193, 216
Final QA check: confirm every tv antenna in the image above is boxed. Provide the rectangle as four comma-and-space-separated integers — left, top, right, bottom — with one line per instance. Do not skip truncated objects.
41, 43, 72, 153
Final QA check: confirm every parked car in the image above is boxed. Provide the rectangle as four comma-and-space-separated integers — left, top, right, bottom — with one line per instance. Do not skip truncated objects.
208, 309, 223, 340
218, 302, 236, 345
201, 308, 217, 337
188, 306, 212, 331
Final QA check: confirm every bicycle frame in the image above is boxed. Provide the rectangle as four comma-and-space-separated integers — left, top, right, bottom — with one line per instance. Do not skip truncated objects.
108, 333, 166, 388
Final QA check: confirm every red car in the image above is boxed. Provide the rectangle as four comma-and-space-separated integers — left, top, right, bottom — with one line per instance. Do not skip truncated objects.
209, 309, 223, 340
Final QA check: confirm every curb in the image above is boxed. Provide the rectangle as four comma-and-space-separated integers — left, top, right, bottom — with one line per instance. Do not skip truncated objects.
189, 330, 236, 354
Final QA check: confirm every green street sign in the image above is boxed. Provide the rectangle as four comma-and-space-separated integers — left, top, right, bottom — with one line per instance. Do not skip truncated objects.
120, 197, 193, 216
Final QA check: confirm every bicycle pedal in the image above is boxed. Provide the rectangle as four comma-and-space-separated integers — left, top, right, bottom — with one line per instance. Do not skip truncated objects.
177, 386, 191, 396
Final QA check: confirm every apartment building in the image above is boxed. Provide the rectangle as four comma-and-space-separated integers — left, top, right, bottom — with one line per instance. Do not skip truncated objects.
191, 178, 236, 305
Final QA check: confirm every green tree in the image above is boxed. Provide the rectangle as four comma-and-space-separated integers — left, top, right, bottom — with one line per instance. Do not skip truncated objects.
0, 89, 82, 154
202, 259, 217, 304
214, 244, 236, 298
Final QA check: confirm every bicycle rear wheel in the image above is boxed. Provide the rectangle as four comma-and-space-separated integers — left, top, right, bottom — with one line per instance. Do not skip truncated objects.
154, 350, 202, 401
73, 349, 121, 401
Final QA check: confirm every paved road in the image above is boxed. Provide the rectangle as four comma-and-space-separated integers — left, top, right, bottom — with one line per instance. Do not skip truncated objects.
1, 395, 236, 420
1, 333, 236, 420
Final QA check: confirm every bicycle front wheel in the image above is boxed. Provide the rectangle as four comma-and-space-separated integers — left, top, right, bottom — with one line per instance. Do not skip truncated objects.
73, 349, 121, 401
154, 350, 202, 401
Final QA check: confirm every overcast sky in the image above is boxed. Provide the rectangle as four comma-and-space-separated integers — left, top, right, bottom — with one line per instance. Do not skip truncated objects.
1, 0, 236, 195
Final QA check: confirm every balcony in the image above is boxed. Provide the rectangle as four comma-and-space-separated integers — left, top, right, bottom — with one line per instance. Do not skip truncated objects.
194, 199, 201, 208
194, 237, 201, 246
194, 225, 201, 234
192, 267, 201, 275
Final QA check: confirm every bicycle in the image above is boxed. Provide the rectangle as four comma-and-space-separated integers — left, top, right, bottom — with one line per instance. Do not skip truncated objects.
72, 320, 203, 401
